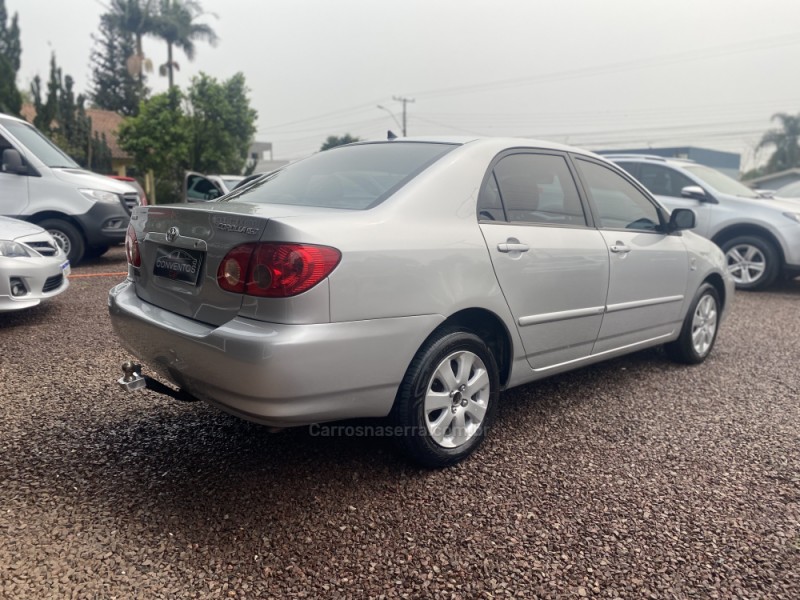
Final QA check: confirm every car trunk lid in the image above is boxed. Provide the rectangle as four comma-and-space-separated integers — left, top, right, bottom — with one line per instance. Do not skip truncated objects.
130, 204, 289, 326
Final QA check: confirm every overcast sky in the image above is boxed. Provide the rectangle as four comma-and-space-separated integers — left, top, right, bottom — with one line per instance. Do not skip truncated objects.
9, 0, 800, 168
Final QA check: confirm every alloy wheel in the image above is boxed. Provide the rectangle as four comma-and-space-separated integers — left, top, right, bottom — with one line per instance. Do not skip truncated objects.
726, 244, 766, 285
424, 350, 491, 449
691, 294, 718, 357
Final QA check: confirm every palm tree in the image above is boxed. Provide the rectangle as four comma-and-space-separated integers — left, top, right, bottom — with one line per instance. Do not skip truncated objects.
106, 0, 157, 83
153, 0, 218, 89
758, 112, 800, 173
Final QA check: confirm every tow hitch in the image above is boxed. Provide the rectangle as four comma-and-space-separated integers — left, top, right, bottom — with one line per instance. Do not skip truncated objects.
118, 361, 199, 402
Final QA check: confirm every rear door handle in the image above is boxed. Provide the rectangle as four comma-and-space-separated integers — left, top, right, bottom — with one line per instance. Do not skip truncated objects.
609, 242, 631, 254
497, 243, 529, 253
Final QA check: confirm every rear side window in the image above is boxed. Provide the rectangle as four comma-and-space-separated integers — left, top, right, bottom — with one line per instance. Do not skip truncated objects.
575, 158, 662, 231
479, 153, 587, 226
223, 142, 457, 210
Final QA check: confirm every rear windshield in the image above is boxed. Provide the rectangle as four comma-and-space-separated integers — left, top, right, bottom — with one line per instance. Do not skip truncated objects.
222, 141, 458, 209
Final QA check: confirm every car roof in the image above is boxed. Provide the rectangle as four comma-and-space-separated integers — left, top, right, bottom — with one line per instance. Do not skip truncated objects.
0, 112, 29, 125
602, 153, 697, 166
351, 136, 604, 160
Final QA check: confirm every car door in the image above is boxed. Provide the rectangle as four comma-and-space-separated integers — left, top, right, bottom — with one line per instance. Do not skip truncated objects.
617, 161, 713, 238
573, 157, 689, 354
0, 132, 30, 216
478, 151, 610, 370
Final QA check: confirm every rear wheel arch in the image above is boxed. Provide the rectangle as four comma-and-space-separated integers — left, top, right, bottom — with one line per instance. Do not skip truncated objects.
425, 307, 513, 388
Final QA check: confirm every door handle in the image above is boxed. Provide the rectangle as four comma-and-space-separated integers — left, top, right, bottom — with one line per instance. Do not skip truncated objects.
609, 242, 631, 254
497, 243, 529, 253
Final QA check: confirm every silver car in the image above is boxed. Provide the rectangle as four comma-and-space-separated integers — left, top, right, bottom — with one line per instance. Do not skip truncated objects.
607, 154, 800, 290
0, 216, 70, 311
110, 138, 733, 467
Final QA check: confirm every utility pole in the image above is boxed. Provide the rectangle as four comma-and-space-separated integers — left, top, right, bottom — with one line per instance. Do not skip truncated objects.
392, 95, 415, 137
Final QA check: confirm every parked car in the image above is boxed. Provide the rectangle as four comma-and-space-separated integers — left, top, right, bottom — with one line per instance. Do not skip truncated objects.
0, 113, 138, 264
0, 215, 69, 311
774, 180, 800, 200
606, 154, 800, 289
110, 138, 733, 467
108, 175, 148, 206
184, 172, 246, 202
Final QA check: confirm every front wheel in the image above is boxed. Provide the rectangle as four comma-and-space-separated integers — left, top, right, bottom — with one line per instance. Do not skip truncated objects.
38, 219, 85, 264
391, 329, 499, 468
721, 235, 779, 290
665, 283, 721, 365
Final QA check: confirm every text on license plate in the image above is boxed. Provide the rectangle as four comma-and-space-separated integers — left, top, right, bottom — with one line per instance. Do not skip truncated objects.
153, 245, 204, 285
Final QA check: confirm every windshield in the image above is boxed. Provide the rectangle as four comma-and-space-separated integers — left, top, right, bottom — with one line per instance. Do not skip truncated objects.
683, 164, 758, 199
223, 142, 458, 210
2, 119, 79, 168
776, 181, 800, 198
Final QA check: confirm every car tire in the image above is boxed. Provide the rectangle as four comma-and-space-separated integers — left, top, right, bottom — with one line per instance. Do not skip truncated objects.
391, 328, 499, 468
38, 219, 85, 264
665, 283, 721, 365
720, 235, 779, 290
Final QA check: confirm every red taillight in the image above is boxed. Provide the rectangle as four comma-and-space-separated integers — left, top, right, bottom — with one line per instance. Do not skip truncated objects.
217, 243, 257, 293
125, 224, 141, 267
217, 243, 341, 297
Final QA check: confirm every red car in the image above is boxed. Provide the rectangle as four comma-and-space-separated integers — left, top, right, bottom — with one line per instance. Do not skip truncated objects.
107, 175, 148, 206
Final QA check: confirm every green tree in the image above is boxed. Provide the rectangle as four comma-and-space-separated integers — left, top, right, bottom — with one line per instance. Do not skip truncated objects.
153, 0, 217, 89
187, 72, 256, 173
89, 14, 147, 116
30, 54, 110, 170
0, 0, 22, 115
118, 87, 191, 202
758, 112, 800, 174
320, 134, 360, 151
31, 54, 62, 132
118, 73, 256, 203
106, 0, 157, 85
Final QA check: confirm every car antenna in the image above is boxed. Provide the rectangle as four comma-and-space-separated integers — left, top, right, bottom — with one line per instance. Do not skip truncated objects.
387, 130, 398, 140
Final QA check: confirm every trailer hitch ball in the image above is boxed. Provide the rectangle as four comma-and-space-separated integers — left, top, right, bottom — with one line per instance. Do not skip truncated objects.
118, 361, 146, 391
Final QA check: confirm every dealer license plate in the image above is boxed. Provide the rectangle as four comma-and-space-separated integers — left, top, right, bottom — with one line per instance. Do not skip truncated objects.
153, 245, 204, 285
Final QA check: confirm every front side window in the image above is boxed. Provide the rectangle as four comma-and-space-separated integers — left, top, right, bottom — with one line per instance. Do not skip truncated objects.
638, 164, 695, 198
479, 153, 586, 226
223, 142, 457, 210
575, 158, 662, 231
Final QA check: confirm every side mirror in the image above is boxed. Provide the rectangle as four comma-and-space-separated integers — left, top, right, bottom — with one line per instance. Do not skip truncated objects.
668, 208, 696, 232
2, 148, 27, 175
681, 185, 712, 202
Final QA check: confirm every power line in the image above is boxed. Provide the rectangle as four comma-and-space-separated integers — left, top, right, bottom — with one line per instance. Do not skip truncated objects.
405, 33, 800, 101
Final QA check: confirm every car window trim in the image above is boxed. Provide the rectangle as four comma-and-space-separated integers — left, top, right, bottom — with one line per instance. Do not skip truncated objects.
477, 148, 595, 228
569, 154, 669, 234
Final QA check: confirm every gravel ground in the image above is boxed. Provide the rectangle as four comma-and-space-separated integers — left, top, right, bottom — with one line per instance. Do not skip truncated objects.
1, 247, 798, 599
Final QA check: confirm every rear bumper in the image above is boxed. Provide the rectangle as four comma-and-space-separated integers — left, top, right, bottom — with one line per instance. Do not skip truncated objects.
108, 280, 443, 427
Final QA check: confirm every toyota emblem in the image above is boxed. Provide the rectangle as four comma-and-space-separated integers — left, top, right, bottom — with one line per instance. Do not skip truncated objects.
166, 226, 179, 242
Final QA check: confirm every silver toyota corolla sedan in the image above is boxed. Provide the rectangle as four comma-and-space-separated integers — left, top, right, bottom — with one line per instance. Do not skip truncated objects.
109, 138, 734, 467
1, 216, 70, 311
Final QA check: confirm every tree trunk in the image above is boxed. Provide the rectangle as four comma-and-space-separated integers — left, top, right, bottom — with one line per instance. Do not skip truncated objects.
136, 34, 144, 83
167, 42, 174, 89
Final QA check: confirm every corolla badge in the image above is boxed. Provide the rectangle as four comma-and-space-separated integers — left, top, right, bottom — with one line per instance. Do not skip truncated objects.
166, 226, 179, 242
